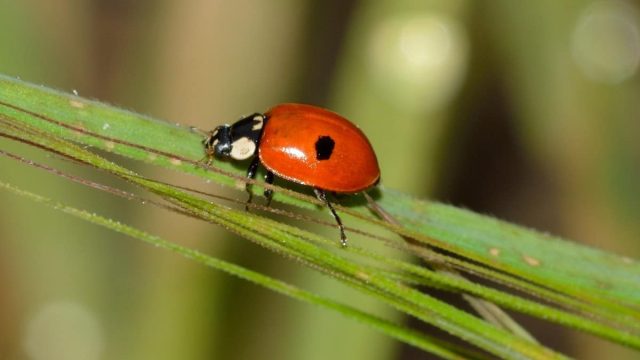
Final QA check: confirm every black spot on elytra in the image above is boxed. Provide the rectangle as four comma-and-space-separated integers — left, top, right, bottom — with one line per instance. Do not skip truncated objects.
315, 135, 335, 160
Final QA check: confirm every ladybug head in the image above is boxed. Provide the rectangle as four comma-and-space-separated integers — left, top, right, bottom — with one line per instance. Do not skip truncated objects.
204, 113, 265, 161
204, 125, 233, 159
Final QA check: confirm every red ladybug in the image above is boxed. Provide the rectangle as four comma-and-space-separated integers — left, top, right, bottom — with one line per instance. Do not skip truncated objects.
204, 103, 380, 246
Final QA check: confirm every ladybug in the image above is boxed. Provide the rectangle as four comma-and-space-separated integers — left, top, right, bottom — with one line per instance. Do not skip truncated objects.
204, 103, 380, 246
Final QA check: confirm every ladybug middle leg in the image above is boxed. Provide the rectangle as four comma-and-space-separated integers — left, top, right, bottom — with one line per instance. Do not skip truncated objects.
314, 189, 347, 247
264, 171, 275, 207
245, 157, 260, 211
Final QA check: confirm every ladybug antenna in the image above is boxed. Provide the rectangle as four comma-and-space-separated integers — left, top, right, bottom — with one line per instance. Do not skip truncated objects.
190, 126, 210, 136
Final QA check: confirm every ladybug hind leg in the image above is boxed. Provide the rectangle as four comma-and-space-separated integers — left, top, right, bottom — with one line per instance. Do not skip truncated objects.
314, 189, 347, 247
245, 157, 260, 211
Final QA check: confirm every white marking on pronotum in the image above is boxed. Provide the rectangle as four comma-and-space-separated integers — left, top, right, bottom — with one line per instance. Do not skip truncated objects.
230, 137, 256, 160
252, 115, 264, 131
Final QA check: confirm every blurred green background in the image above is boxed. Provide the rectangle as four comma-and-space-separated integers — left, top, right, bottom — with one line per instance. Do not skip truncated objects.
1, 1, 639, 359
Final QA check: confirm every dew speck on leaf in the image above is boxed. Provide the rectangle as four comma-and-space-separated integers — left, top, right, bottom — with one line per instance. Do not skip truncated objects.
523, 255, 541, 267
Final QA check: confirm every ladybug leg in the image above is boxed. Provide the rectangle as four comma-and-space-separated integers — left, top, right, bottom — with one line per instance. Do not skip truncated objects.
245, 157, 260, 211
314, 189, 347, 247
264, 171, 275, 207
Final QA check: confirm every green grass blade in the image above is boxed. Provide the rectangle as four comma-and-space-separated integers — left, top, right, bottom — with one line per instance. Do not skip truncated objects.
378, 190, 640, 311
0, 180, 477, 360
2, 74, 640, 357
0, 106, 566, 359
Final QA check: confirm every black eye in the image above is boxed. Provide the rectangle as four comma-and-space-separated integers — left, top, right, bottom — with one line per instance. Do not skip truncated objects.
315, 135, 335, 160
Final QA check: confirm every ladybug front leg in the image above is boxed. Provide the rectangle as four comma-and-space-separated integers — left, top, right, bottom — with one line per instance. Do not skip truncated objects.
314, 189, 347, 247
245, 157, 260, 211
264, 171, 275, 207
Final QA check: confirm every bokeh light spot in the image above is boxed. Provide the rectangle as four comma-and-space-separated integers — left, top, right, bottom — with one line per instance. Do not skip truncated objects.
571, 1, 640, 84
369, 13, 468, 111
23, 301, 104, 360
